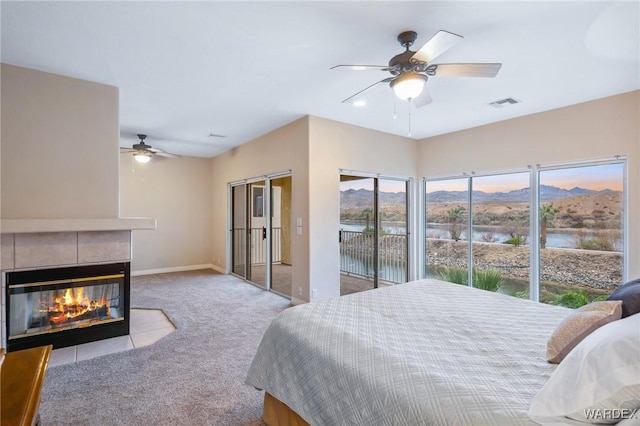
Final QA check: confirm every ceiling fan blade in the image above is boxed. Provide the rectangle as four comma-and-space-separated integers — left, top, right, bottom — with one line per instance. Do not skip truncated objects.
148, 147, 180, 158
411, 30, 463, 63
331, 64, 395, 71
341, 77, 394, 103
412, 87, 433, 108
119, 148, 136, 153
154, 152, 180, 158
427, 63, 502, 77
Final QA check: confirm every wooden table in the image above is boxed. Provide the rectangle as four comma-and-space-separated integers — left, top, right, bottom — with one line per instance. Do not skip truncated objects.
1, 345, 52, 426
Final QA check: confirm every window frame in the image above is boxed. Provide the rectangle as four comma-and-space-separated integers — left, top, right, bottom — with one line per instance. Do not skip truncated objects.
422, 157, 627, 302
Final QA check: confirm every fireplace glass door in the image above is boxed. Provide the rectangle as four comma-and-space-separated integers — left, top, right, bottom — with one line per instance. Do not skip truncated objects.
9, 280, 123, 339
6, 263, 130, 351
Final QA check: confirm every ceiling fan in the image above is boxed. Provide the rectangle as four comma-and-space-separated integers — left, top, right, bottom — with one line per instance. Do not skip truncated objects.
332, 30, 502, 107
120, 134, 180, 163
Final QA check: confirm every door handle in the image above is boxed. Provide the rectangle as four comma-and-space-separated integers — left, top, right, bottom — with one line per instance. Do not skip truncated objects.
262, 226, 267, 240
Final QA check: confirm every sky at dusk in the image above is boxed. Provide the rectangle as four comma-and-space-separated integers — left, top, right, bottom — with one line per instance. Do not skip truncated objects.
341, 163, 623, 194
424, 163, 623, 193
340, 177, 406, 193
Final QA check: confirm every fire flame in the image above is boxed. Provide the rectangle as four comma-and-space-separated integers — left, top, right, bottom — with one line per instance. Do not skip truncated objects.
48, 288, 109, 324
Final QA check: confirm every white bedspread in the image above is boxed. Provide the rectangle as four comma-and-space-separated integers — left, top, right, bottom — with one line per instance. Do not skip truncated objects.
246, 279, 572, 425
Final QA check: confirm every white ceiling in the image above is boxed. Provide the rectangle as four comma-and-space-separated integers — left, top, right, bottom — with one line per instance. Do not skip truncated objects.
2, 1, 639, 158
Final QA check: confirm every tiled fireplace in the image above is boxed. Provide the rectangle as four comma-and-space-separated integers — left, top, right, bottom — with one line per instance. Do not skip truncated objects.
1, 228, 140, 352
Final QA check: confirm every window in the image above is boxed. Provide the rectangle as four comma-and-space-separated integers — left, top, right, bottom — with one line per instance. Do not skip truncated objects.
472, 172, 530, 296
424, 159, 626, 308
425, 178, 469, 283
538, 162, 624, 307
252, 187, 264, 218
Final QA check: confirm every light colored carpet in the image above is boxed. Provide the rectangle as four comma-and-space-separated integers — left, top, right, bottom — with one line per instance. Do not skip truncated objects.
39, 270, 291, 426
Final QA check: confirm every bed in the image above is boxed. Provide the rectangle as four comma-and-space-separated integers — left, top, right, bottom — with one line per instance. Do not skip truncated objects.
247, 278, 640, 425
246, 278, 576, 425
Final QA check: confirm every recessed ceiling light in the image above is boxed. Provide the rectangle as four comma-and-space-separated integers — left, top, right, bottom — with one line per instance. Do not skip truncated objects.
353, 100, 367, 107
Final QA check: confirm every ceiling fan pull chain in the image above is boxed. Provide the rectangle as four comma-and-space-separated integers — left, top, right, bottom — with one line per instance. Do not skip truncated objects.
408, 106, 412, 137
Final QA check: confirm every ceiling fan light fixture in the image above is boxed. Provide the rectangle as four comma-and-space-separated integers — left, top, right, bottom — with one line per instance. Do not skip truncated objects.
134, 152, 151, 163
391, 73, 426, 101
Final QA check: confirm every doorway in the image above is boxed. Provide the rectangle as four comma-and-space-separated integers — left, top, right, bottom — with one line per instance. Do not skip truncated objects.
339, 174, 409, 295
230, 173, 292, 297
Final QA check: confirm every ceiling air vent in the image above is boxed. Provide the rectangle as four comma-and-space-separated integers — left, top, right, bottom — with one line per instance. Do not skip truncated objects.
489, 97, 521, 108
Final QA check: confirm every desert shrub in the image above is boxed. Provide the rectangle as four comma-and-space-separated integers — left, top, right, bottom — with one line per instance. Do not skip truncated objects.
439, 267, 468, 285
362, 226, 375, 234
480, 232, 498, 243
473, 268, 503, 292
501, 222, 528, 246
552, 289, 590, 309
439, 267, 503, 292
505, 235, 526, 246
573, 229, 620, 251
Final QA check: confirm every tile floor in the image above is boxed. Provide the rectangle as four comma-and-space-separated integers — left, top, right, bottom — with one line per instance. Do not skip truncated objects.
48, 308, 175, 368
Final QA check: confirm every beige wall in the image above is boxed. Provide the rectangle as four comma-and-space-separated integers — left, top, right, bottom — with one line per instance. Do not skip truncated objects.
307, 117, 416, 299
120, 155, 213, 273
417, 90, 640, 279
210, 117, 309, 301
1, 64, 120, 219
210, 116, 416, 301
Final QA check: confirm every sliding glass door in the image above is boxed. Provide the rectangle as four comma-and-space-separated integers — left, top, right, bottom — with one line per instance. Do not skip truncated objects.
247, 180, 267, 289
339, 174, 408, 295
270, 175, 292, 297
230, 173, 292, 297
231, 185, 247, 278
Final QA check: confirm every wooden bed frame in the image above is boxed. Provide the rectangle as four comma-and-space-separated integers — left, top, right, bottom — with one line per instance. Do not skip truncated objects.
263, 392, 309, 426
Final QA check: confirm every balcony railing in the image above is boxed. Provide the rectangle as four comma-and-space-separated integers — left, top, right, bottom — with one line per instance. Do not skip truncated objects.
233, 227, 407, 285
340, 230, 407, 285
233, 227, 281, 266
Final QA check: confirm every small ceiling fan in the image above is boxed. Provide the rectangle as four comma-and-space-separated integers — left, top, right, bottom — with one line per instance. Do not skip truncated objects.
120, 134, 180, 163
332, 30, 502, 107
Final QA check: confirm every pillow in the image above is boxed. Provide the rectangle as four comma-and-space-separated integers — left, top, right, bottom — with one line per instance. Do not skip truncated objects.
547, 300, 622, 364
607, 278, 640, 318
530, 313, 640, 425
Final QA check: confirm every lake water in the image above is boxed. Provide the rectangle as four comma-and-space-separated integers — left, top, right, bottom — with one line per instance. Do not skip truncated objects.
340, 222, 619, 250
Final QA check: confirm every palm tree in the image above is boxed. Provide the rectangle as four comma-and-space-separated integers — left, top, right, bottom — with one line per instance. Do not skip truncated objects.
360, 207, 373, 231
540, 203, 559, 249
446, 206, 466, 241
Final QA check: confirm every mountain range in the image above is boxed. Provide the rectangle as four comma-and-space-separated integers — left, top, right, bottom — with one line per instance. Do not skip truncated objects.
340, 185, 618, 207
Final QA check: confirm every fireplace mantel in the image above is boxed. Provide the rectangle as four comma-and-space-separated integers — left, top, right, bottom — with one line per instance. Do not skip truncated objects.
1, 218, 156, 234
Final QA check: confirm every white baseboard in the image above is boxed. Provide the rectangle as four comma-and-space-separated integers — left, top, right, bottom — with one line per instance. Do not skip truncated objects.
131, 264, 228, 276
210, 264, 227, 274
290, 296, 307, 305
